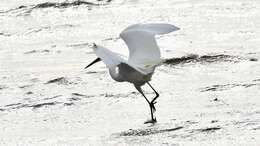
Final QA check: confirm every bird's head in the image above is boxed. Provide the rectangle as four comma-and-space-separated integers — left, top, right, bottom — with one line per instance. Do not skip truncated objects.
84, 43, 101, 69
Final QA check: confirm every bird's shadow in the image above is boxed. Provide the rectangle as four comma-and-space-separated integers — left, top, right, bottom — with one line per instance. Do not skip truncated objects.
115, 119, 223, 137
118, 126, 184, 136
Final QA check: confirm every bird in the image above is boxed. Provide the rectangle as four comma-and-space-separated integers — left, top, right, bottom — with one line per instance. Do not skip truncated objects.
85, 23, 180, 123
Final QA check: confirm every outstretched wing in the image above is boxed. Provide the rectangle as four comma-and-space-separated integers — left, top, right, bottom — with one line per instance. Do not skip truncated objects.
120, 23, 180, 74
93, 44, 126, 68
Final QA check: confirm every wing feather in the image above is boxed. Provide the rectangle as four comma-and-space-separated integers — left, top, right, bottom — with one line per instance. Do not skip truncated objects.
120, 23, 180, 74
93, 45, 126, 68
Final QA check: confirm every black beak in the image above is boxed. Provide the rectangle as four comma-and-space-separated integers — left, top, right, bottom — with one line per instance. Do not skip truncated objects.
84, 58, 101, 69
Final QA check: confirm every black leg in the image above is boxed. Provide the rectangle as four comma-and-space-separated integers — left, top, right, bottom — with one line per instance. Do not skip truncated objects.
134, 85, 156, 123
147, 82, 160, 106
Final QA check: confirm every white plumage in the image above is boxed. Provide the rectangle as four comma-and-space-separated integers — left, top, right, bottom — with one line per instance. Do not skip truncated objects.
86, 23, 180, 123
120, 23, 179, 74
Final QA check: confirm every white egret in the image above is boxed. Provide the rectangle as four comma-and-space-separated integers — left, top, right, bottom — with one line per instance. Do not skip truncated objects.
85, 23, 180, 123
